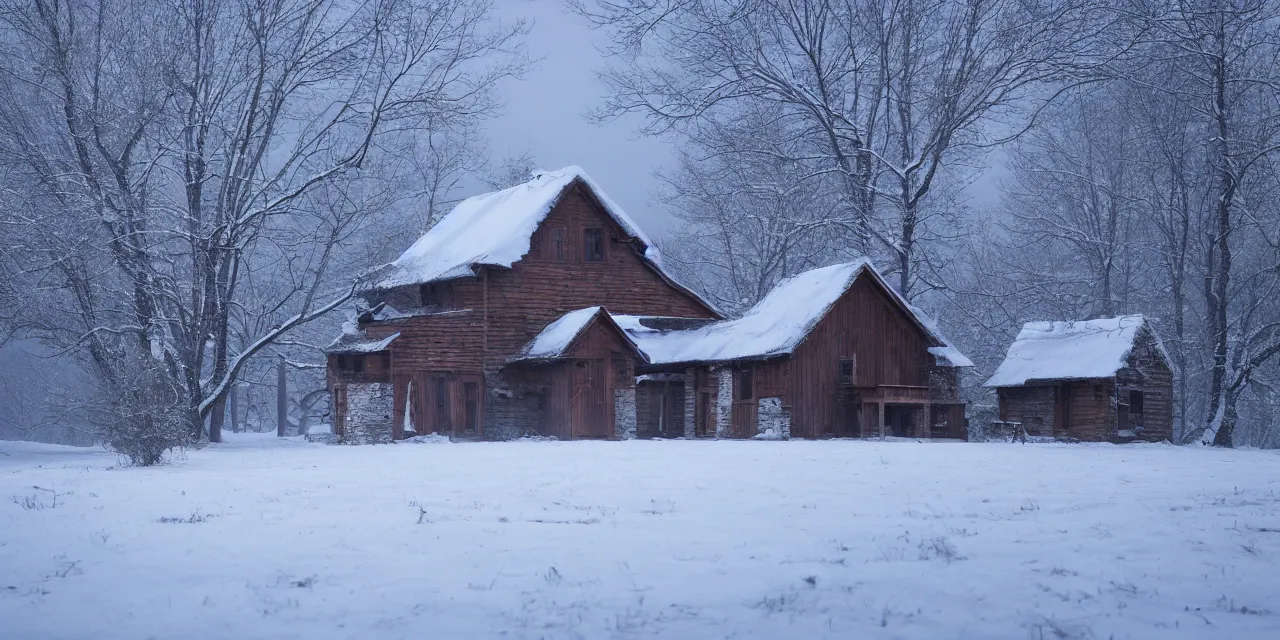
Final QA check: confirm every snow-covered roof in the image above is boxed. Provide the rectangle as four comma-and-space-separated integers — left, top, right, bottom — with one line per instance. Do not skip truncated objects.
365, 166, 666, 291
509, 307, 643, 363
327, 331, 399, 354
984, 315, 1156, 387
612, 260, 970, 367
908, 303, 975, 368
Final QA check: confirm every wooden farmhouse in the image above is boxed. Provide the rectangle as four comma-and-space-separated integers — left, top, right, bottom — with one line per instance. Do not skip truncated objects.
325, 167, 971, 443
984, 315, 1174, 442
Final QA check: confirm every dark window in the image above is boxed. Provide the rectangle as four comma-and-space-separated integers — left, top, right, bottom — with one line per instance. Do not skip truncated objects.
1130, 390, 1144, 416
584, 228, 604, 262
736, 368, 754, 401
419, 282, 455, 309
337, 355, 364, 373
464, 382, 479, 432
839, 357, 855, 385
551, 227, 566, 261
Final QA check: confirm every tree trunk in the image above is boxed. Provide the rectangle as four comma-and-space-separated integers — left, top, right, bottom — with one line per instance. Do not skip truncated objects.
208, 395, 225, 443
230, 383, 241, 433
277, 358, 288, 437
1203, 21, 1236, 447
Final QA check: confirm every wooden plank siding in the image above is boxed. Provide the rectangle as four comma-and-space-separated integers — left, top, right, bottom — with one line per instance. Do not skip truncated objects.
993, 325, 1174, 443
760, 272, 938, 439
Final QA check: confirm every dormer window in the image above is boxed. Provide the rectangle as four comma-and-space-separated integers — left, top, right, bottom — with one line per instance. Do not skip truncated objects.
584, 228, 604, 262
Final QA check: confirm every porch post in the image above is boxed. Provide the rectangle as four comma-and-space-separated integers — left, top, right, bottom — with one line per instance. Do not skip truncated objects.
878, 401, 886, 439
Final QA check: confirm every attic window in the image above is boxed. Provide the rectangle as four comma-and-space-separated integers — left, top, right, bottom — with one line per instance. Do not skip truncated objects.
584, 228, 604, 262
551, 227, 566, 261
419, 282, 455, 309
839, 357, 855, 385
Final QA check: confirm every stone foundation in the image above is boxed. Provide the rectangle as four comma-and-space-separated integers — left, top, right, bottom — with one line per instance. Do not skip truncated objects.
756, 397, 791, 439
714, 367, 734, 438
614, 388, 637, 440
341, 382, 394, 444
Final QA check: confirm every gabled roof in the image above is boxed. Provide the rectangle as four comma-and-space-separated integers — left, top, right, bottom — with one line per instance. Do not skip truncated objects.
508, 307, 646, 364
360, 166, 717, 314
984, 315, 1165, 387
612, 260, 971, 367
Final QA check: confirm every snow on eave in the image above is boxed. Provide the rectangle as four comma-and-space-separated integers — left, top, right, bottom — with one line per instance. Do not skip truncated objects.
327, 331, 400, 355
983, 315, 1152, 388
509, 307, 648, 364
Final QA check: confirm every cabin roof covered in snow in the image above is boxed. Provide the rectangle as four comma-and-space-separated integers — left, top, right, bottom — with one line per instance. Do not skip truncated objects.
359, 167, 713, 315
983, 315, 1161, 387
611, 260, 971, 367
326, 331, 399, 354
509, 307, 642, 363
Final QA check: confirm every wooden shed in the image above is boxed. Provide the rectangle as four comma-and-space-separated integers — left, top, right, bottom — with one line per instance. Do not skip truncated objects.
984, 315, 1174, 442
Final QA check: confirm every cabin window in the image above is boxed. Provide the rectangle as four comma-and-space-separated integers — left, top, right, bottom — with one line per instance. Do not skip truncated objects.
584, 228, 605, 262
1130, 390, 1144, 417
419, 282, 455, 309
839, 357, 855, 385
337, 355, 364, 373
551, 227, 566, 261
736, 367, 754, 401
464, 381, 479, 431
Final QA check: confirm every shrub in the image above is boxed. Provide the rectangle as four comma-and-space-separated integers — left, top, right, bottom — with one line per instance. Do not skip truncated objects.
98, 355, 193, 466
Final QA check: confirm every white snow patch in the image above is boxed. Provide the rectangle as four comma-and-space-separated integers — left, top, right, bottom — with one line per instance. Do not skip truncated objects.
985, 315, 1154, 387
327, 331, 399, 354
1, 436, 1277, 638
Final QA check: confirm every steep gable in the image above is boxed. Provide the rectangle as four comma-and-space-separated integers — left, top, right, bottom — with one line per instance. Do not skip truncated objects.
613, 260, 970, 367
360, 167, 713, 315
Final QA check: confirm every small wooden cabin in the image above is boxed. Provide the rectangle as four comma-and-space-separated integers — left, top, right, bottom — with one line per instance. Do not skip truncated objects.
613, 261, 973, 440
984, 315, 1173, 442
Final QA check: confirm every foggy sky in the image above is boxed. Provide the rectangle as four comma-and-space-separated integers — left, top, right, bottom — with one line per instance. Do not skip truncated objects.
486, 0, 1003, 239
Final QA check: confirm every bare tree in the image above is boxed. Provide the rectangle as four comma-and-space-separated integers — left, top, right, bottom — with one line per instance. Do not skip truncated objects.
0, 0, 527, 448
575, 0, 1114, 297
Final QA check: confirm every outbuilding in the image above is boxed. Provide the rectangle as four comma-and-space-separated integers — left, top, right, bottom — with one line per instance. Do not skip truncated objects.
984, 315, 1174, 442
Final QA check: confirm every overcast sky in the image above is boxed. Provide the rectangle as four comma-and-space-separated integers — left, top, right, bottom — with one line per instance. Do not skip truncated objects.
485, 1, 681, 232
484, 0, 1004, 239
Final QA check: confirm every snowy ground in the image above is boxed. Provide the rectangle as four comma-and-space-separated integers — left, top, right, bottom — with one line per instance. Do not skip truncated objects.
2, 436, 1279, 639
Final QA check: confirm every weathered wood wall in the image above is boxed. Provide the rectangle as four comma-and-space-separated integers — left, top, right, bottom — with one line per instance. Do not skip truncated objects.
753, 272, 938, 439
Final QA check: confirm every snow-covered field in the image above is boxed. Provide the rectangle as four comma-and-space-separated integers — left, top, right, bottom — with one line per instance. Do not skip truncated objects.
2, 436, 1278, 639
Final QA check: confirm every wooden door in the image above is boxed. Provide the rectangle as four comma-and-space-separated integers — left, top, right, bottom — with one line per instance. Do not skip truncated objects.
572, 359, 609, 438
430, 374, 452, 435
1053, 384, 1069, 437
